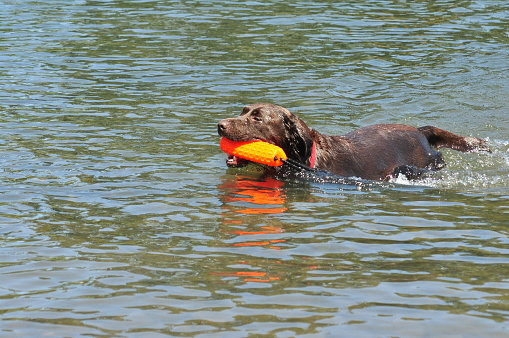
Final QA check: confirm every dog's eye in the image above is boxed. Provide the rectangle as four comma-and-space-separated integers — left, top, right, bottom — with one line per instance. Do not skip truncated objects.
251, 110, 263, 122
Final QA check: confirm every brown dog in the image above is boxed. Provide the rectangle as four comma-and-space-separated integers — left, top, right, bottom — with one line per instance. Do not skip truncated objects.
218, 103, 490, 180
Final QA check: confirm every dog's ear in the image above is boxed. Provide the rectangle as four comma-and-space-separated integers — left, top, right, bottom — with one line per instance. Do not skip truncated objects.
281, 111, 314, 165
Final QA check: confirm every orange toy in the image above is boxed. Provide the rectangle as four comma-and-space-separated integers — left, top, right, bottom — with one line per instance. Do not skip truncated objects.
220, 137, 287, 167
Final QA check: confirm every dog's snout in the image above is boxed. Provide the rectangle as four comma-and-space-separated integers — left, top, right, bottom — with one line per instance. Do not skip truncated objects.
218, 119, 229, 132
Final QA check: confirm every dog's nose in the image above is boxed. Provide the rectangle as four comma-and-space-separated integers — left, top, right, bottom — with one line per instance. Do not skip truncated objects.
218, 119, 229, 131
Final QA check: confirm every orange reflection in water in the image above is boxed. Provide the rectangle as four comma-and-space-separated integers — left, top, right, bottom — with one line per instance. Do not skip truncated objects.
219, 175, 287, 214
211, 271, 280, 282
216, 175, 289, 282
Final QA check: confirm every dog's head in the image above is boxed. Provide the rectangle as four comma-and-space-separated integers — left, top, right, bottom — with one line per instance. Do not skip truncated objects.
218, 103, 314, 167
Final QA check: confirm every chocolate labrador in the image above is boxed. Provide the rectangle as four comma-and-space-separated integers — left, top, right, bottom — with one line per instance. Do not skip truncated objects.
217, 103, 490, 180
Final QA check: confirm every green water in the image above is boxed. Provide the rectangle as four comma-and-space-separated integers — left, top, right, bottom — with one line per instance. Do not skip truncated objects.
0, 0, 508, 336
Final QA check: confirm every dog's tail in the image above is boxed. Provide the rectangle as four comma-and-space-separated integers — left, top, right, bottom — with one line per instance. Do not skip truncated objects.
418, 126, 491, 153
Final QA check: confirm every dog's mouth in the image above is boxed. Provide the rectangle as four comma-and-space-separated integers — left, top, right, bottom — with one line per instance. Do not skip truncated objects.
226, 154, 250, 167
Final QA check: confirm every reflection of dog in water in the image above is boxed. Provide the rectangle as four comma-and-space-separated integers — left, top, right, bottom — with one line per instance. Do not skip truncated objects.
218, 103, 490, 180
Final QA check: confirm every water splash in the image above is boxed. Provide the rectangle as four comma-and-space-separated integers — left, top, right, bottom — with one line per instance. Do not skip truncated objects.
388, 138, 509, 193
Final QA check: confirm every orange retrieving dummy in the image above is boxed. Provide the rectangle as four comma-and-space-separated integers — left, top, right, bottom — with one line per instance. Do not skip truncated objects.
220, 137, 287, 167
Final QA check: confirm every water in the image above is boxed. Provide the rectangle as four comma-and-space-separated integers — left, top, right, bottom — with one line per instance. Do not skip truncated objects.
0, 0, 508, 336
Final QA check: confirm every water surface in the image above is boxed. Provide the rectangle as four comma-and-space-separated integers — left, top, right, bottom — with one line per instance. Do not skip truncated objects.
0, 0, 508, 336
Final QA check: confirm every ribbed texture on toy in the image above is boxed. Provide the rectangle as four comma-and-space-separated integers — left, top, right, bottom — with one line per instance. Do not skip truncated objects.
220, 137, 287, 166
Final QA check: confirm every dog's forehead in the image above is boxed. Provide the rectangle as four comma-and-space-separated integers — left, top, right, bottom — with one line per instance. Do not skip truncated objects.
240, 103, 290, 117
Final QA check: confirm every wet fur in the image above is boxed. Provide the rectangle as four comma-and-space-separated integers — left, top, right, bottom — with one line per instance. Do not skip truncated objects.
218, 103, 490, 180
